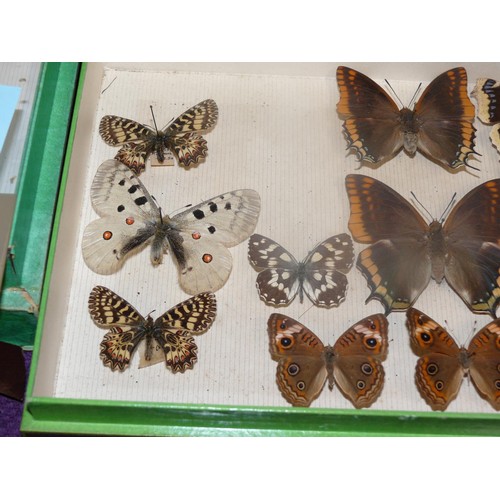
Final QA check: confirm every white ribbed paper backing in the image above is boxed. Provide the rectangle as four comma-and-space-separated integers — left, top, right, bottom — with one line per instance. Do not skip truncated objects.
53, 66, 500, 414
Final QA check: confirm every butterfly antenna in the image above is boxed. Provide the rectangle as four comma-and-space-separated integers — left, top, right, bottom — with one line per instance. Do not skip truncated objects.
298, 304, 315, 320
384, 79, 404, 108
408, 82, 423, 108
410, 191, 434, 223
439, 193, 457, 222
150, 105, 160, 134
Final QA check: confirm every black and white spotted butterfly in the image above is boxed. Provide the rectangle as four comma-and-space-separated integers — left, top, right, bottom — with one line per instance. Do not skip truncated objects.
99, 99, 218, 175
88, 285, 217, 372
82, 160, 261, 294
248, 233, 354, 307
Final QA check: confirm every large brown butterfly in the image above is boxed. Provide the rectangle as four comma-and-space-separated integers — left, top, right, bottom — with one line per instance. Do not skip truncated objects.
472, 78, 500, 155
336, 66, 478, 170
407, 307, 500, 411
268, 313, 389, 408
99, 99, 218, 175
345, 174, 500, 317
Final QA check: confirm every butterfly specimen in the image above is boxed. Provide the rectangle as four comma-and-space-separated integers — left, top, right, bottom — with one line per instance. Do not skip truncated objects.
407, 307, 500, 411
336, 66, 478, 170
248, 233, 354, 308
345, 174, 500, 317
82, 160, 261, 294
99, 99, 219, 175
472, 78, 500, 155
268, 313, 389, 408
88, 286, 217, 372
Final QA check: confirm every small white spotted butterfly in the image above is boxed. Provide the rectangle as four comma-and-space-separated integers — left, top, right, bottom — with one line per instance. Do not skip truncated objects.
82, 160, 261, 294
88, 285, 216, 372
99, 99, 219, 175
248, 233, 354, 307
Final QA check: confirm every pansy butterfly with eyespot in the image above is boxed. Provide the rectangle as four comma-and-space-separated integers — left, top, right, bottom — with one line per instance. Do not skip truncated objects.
336, 66, 478, 171
82, 160, 261, 295
88, 286, 216, 372
99, 99, 218, 175
407, 307, 500, 411
345, 174, 500, 317
248, 233, 354, 308
268, 313, 389, 408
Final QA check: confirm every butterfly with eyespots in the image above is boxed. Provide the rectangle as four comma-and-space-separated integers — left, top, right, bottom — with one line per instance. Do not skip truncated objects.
99, 99, 218, 175
407, 307, 500, 411
88, 285, 216, 372
82, 160, 261, 294
268, 313, 389, 408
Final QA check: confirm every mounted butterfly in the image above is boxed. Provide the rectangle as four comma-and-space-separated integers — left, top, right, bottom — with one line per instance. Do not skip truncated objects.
406, 307, 500, 411
99, 99, 219, 175
345, 174, 500, 317
268, 313, 389, 408
336, 66, 478, 171
472, 77, 500, 156
88, 286, 217, 372
82, 160, 261, 294
248, 233, 354, 308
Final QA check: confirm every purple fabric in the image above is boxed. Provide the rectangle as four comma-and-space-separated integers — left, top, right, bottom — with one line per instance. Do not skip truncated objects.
0, 351, 31, 436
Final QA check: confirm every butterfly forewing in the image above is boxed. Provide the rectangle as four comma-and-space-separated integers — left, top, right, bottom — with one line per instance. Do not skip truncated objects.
166, 99, 219, 135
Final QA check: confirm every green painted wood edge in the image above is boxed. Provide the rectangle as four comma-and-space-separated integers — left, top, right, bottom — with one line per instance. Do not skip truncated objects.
21, 396, 500, 436
1, 63, 80, 317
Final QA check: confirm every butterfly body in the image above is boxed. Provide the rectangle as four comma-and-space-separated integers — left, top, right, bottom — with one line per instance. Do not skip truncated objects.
407, 307, 500, 410
89, 286, 216, 372
99, 99, 219, 174
268, 313, 388, 408
336, 66, 477, 170
82, 160, 261, 294
248, 233, 354, 308
345, 174, 500, 316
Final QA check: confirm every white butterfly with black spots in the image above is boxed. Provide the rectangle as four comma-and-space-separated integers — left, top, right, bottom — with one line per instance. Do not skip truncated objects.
82, 160, 261, 294
248, 233, 354, 308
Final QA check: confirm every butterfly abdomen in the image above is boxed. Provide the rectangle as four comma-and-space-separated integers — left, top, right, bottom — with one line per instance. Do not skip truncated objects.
399, 108, 419, 155
428, 221, 446, 283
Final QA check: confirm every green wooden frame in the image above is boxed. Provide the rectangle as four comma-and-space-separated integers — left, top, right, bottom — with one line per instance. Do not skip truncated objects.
0, 62, 80, 347
20, 63, 500, 436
